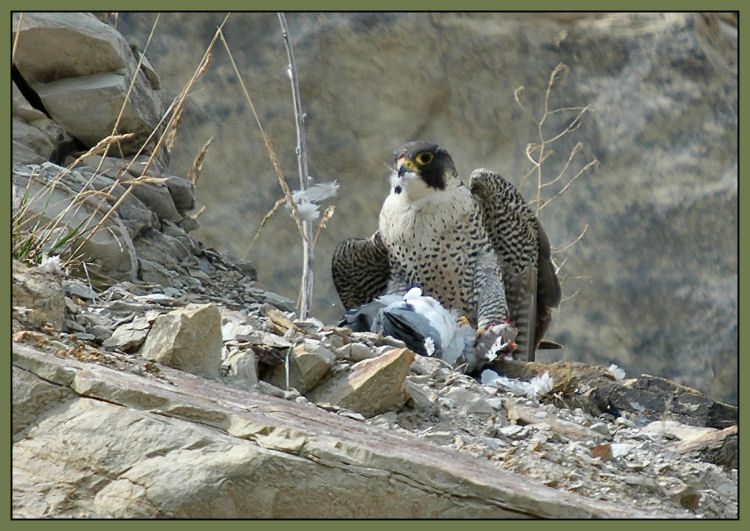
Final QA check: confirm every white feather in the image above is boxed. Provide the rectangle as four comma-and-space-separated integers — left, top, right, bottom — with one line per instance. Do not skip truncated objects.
36, 255, 64, 275
287, 180, 339, 221
292, 180, 339, 204
608, 363, 626, 381
296, 202, 320, 221
480, 369, 554, 399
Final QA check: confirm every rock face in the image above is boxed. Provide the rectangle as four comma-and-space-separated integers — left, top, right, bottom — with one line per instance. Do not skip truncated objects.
13, 12, 163, 151
13, 341, 728, 519
11, 12, 245, 288
11, 12, 738, 519
114, 12, 737, 404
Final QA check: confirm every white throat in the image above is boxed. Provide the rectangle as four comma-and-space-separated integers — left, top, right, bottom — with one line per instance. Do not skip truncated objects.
380, 170, 469, 244
388, 170, 459, 209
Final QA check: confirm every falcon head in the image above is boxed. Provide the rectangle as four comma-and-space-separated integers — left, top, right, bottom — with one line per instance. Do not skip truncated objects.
393, 141, 458, 193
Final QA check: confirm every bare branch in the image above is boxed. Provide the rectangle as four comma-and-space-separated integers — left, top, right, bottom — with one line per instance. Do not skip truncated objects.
279, 12, 314, 319
540, 141, 583, 189
539, 158, 600, 211
553, 224, 589, 254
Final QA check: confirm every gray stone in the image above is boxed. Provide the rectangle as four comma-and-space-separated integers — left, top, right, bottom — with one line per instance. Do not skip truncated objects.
12, 82, 46, 121
165, 175, 195, 212
334, 341, 378, 362
12, 12, 133, 84
308, 347, 414, 418
12, 140, 48, 165
222, 349, 259, 389
103, 317, 152, 352
12, 366, 76, 438
266, 340, 336, 393
12, 163, 139, 283
129, 181, 182, 222
12, 260, 65, 330
12, 118, 56, 162
62, 279, 98, 300
34, 71, 163, 153
140, 303, 222, 378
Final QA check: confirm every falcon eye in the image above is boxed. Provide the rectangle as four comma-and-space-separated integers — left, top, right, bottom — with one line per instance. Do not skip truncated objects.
415, 152, 434, 166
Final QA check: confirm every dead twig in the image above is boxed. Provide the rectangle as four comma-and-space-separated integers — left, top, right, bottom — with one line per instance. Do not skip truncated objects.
278, 12, 314, 319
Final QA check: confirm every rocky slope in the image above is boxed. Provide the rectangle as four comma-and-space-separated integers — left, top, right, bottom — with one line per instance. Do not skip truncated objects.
11, 12, 738, 519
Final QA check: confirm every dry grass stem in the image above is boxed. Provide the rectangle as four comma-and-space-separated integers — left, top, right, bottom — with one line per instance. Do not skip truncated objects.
165, 105, 184, 152
244, 198, 287, 257
539, 158, 600, 211
218, 29, 306, 241
313, 205, 335, 247
511, 63, 598, 307
11, 13, 24, 65
189, 136, 213, 185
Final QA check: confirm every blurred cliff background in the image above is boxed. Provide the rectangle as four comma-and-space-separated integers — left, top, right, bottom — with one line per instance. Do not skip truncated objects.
112, 12, 737, 404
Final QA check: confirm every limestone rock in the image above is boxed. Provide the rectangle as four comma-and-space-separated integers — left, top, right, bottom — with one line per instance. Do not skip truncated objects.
13, 342, 653, 518
308, 347, 414, 418
492, 359, 738, 430
13, 13, 164, 154
12, 118, 56, 163
129, 181, 182, 223
140, 304, 222, 378
334, 341, 379, 362
266, 340, 336, 393
103, 317, 152, 352
165, 175, 196, 212
12, 260, 65, 330
34, 70, 162, 152
506, 397, 605, 442
222, 350, 259, 389
12, 12, 132, 84
11, 88, 75, 163
12, 366, 76, 438
674, 425, 738, 469
12, 163, 138, 283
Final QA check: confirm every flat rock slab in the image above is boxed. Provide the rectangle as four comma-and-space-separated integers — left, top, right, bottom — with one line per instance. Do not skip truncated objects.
12, 342, 661, 519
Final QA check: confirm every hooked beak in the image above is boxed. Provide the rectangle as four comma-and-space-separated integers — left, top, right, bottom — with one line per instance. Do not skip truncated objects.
396, 157, 416, 178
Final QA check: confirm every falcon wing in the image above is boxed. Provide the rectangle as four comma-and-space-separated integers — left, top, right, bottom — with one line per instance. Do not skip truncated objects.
469, 169, 562, 361
332, 231, 391, 310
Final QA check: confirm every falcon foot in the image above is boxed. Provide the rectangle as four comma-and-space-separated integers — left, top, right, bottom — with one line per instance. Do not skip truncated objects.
475, 320, 518, 363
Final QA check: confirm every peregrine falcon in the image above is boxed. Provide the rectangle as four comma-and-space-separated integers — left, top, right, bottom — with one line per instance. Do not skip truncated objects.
332, 140, 561, 362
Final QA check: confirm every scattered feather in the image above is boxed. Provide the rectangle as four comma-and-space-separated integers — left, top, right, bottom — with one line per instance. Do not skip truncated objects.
296, 202, 320, 222
292, 180, 339, 204
287, 180, 339, 222
424, 337, 436, 356
529, 371, 554, 396
480, 369, 554, 399
608, 363, 626, 381
36, 255, 64, 275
